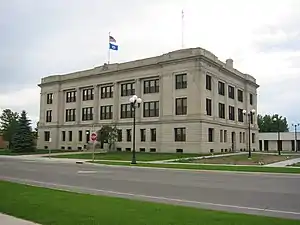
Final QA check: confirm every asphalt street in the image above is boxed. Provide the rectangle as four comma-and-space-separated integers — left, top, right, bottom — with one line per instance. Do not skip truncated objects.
0, 157, 300, 220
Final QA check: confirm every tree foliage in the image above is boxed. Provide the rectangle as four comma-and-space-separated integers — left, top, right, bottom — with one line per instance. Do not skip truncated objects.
11, 110, 35, 152
96, 125, 118, 150
0, 109, 19, 149
257, 114, 289, 132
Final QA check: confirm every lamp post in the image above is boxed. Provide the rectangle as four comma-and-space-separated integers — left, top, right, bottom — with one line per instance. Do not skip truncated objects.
273, 117, 281, 155
129, 95, 142, 164
292, 123, 300, 152
243, 109, 255, 158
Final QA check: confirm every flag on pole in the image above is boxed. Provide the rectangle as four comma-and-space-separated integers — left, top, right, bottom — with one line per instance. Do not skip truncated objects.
109, 35, 118, 51
109, 35, 116, 43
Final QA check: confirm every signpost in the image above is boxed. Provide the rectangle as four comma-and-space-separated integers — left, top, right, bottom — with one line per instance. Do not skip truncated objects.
90, 132, 97, 161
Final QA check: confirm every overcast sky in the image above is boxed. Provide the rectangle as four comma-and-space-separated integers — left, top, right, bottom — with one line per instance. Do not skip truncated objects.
1, 0, 300, 128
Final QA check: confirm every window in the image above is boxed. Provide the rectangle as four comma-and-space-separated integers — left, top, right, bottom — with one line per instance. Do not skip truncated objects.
250, 93, 253, 105
218, 81, 225, 95
150, 128, 156, 142
143, 101, 159, 117
62, 131, 66, 141
82, 88, 94, 101
44, 131, 50, 141
100, 105, 113, 120
239, 132, 242, 143
78, 131, 83, 142
208, 128, 214, 142
228, 86, 235, 99
238, 89, 243, 102
47, 93, 53, 104
229, 106, 235, 121
85, 130, 90, 143
243, 132, 245, 143
175, 98, 187, 115
150, 148, 156, 152
238, 108, 244, 122
121, 83, 135, 96
174, 128, 186, 142
206, 98, 212, 116
175, 74, 187, 89
66, 91, 76, 103
140, 129, 146, 142
252, 133, 255, 143
176, 149, 183, 153
224, 130, 227, 142
250, 113, 254, 124
220, 130, 223, 142
82, 107, 93, 121
117, 129, 122, 142
218, 103, 225, 119
120, 104, 132, 119
68, 131, 72, 142
65, 109, 76, 122
144, 79, 159, 94
206, 74, 212, 90
46, 110, 52, 122
101, 86, 114, 99
126, 129, 132, 142
140, 148, 146, 152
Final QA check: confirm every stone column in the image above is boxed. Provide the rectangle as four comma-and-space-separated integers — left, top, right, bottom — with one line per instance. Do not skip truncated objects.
76, 88, 81, 124
113, 82, 119, 123
93, 85, 99, 124
135, 78, 142, 122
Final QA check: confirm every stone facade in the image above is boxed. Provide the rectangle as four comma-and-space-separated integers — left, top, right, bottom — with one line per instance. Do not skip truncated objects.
37, 47, 259, 153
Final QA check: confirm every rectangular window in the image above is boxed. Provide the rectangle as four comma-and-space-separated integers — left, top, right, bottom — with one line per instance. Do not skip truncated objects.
218, 103, 225, 119
206, 98, 212, 116
238, 108, 244, 122
175, 97, 187, 115
82, 88, 94, 101
140, 129, 146, 142
239, 132, 242, 143
208, 128, 214, 142
174, 128, 186, 142
229, 106, 235, 121
66, 91, 76, 103
120, 104, 132, 119
126, 129, 132, 142
150, 128, 156, 142
143, 101, 159, 117
228, 86, 235, 99
218, 81, 225, 95
62, 131, 66, 141
101, 86, 114, 99
46, 110, 52, 122
250, 113, 254, 124
252, 133, 255, 143
44, 131, 50, 141
224, 130, 227, 142
46, 93, 53, 104
100, 105, 113, 120
65, 109, 76, 122
68, 131, 72, 142
117, 129, 122, 142
206, 74, 212, 90
78, 131, 83, 142
220, 130, 223, 142
243, 132, 245, 143
250, 93, 253, 105
82, 107, 93, 121
144, 79, 159, 94
121, 83, 135, 96
238, 89, 243, 102
175, 74, 187, 89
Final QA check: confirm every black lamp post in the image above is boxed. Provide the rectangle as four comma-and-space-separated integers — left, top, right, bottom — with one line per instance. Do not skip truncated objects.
129, 95, 142, 164
273, 117, 281, 155
243, 109, 255, 158
292, 123, 300, 152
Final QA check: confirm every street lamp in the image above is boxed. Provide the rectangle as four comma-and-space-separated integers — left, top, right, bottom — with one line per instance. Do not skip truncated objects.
292, 123, 300, 152
243, 109, 255, 158
273, 117, 281, 155
129, 94, 142, 164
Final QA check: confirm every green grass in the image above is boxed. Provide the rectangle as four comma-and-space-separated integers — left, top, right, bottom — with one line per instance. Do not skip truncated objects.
0, 181, 298, 225
0, 149, 75, 155
54, 152, 203, 161
91, 161, 300, 174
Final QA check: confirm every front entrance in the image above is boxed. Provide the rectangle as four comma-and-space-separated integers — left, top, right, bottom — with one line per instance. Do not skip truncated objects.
231, 132, 236, 152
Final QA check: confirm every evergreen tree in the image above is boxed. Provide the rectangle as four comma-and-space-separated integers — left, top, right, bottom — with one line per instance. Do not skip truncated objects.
0, 109, 19, 149
11, 110, 35, 152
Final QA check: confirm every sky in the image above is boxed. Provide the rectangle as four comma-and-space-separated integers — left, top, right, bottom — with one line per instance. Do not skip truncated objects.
0, 0, 300, 128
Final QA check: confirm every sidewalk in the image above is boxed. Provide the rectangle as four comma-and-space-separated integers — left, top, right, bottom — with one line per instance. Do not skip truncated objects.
0, 213, 39, 225
266, 157, 300, 167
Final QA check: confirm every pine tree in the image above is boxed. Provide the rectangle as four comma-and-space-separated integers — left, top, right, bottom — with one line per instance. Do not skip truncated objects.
11, 110, 35, 152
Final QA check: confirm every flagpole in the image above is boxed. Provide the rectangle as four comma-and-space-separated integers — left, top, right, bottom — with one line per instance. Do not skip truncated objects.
108, 32, 111, 64
181, 10, 184, 49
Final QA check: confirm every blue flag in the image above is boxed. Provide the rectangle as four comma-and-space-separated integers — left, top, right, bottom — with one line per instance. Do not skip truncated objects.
109, 43, 118, 51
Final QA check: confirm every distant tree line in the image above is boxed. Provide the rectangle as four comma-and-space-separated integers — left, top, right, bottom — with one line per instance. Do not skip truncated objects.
257, 114, 289, 132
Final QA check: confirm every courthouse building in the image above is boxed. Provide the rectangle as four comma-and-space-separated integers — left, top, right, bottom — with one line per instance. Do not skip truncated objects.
37, 47, 259, 153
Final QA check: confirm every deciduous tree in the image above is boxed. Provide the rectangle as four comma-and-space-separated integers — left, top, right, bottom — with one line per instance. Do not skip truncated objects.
0, 109, 19, 149
258, 114, 289, 132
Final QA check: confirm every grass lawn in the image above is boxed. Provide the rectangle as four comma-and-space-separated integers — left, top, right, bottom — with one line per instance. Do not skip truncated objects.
53, 151, 204, 161
178, 153, 298, 165
91, 161, 300, 174
0, 149, 75, 156
0, 180, 298, 225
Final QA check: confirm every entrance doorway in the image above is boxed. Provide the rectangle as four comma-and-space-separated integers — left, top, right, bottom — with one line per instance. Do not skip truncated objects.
231, 132, 236, 152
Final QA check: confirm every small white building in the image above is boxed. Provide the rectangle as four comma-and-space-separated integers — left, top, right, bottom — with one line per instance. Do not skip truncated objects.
258, 132, 300, 151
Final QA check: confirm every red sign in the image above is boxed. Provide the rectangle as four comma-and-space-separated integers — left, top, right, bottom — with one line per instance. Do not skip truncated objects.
90, 132, 97, 142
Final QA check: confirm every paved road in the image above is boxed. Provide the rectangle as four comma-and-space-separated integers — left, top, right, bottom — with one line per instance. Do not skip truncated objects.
0, 157, 300, 220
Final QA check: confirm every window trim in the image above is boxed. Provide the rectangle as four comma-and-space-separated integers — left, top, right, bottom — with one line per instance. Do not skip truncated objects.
175, 97, 187, 115
175, 73, 187, 89
174, 127, 186, 142
143, 101, 159, 117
